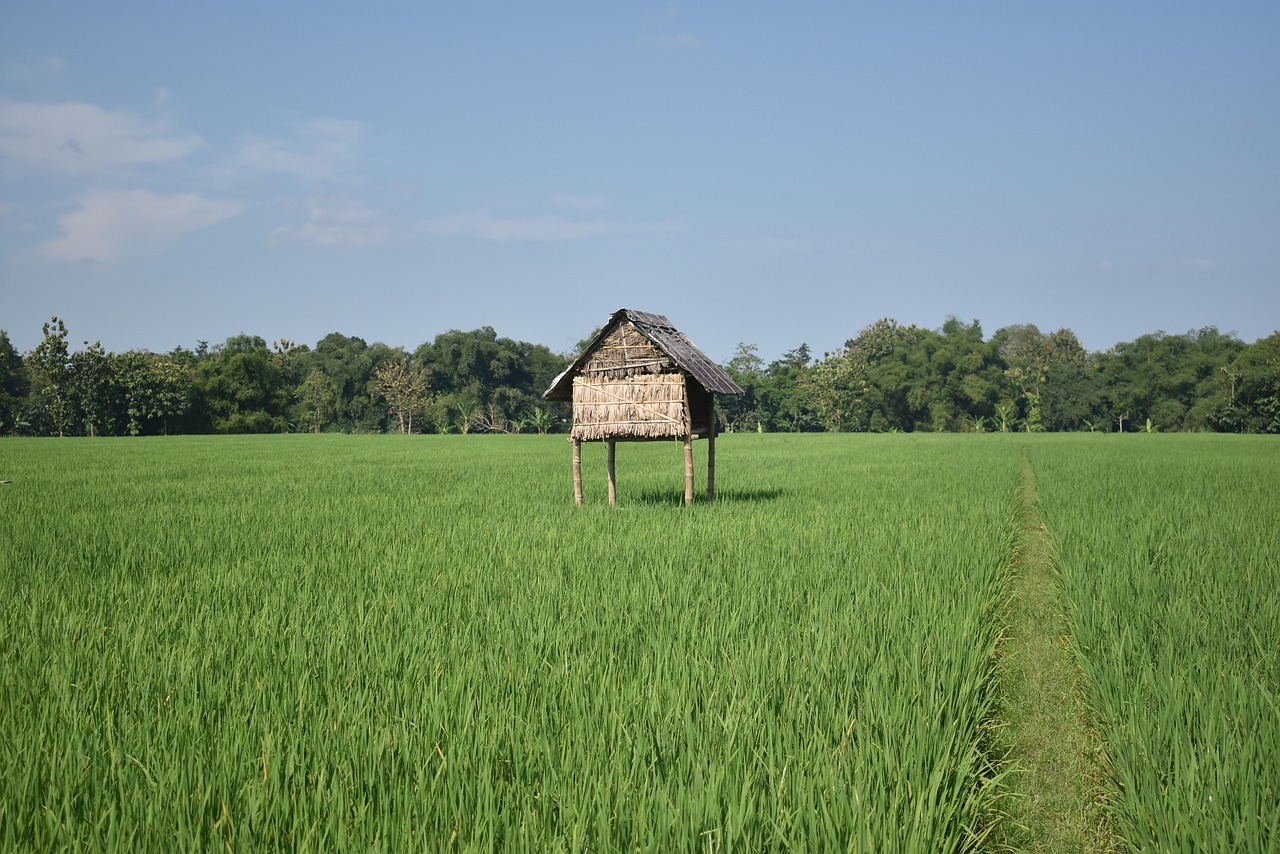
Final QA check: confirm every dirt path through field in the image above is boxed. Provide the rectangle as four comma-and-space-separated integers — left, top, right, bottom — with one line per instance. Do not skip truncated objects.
994, 450, 1116, 852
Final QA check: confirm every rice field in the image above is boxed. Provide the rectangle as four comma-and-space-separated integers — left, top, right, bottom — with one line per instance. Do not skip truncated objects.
1033, 436, 1280, 852
0, 433, 1275, 851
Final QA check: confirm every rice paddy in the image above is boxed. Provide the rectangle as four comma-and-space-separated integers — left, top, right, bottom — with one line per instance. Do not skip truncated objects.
0, 434, 1275, 851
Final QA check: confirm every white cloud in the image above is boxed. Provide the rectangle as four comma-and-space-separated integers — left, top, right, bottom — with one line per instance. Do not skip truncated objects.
41, 189, 242, 263
0, 99, 204, 174
270, 193, 391, 247
234, 118, 363, 180
1186, 258, 1216, 270
639, 32, 703, 50
421, 209, 685, 242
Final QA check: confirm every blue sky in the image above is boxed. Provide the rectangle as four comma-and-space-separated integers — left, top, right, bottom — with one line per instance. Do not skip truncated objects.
2, 2, 1277, 362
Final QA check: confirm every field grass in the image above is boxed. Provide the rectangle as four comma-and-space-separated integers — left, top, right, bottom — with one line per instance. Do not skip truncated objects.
1032, 436, 1280, 852
995, 452, 1115, 853
0, 433, 1275, 851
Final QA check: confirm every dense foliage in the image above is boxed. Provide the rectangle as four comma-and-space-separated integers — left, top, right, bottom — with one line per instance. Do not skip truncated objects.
0, 323, 565, 437
715, 318, 1275, 435
1, 315, 1276, 436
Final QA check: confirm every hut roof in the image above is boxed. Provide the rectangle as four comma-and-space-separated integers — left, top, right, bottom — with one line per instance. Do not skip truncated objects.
542, 308, 746, 401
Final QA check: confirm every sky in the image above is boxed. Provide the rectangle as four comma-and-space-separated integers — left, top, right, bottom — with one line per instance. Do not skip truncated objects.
1, 1, 1277, 364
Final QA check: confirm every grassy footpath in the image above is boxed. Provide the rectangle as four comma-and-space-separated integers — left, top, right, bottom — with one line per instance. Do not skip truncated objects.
994, 450, 1115, 852
1033, 436, 1280, 851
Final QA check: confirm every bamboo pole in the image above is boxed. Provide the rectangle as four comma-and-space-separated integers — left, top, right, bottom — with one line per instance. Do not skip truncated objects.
607, 441, 617, 506
572, 439, 583, 506
707, 403, 717, 502
684, 436, 694, 506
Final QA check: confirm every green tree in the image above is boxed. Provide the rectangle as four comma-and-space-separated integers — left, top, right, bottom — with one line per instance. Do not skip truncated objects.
528, 407, 556, 435
69, 340, 115, 436
802, 319, 930, 432
922, 317, 1002, 431
195, 335, 288, 433
415, 327, 566, 434
761, 344, 819, 432
1096, 328, 1244, 432
0, 330, 28, 435
292, 333, 400, 432
29, 317, 73, 436
994, 324, 1089, 431
1214, 332, 1280, 433
113, 351, 193, 436
272, 339, 310, 391
993, 400, 1017, 433
295, 369, 340, 433
722, 342, 766, 432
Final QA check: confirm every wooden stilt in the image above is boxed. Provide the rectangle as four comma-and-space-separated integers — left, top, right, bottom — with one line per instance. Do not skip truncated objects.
607, 441, 617, 506
684, 437, 694, 506
572, 439, 583, 506
707, 410, 717, 502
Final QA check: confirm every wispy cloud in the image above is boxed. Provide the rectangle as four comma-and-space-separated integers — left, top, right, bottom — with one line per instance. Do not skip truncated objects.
638, 32, 703, 50
421, 209, 684, 242
233, 118, 363, 180
42, 189, 242, 263
1, 55, 69, 85
0, 99, 204, 174
1186, 257, 1216, 270
270, 193, 391, 247
422, 210, 613, 242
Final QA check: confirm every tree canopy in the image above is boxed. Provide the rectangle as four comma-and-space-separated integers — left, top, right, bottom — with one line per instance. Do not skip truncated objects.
2, 316, 1277, 436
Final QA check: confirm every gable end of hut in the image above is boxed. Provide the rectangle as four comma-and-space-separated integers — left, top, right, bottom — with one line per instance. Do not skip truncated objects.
572, 321, 691, 441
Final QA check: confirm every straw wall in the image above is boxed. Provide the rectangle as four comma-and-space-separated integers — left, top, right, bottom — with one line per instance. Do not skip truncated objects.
571, 374, 689, 441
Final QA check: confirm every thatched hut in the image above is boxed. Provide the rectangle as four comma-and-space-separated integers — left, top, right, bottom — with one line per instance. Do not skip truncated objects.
543, 308, 745, 505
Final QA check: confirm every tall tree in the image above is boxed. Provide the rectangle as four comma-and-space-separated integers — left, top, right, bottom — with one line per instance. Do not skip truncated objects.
294, 369, 340, 434
761, 344, 819, 432
372, 358, 431, 434
29, 317, 73, 436
923, 317, 1002, 431
195, 335, 288, 433
803, 319, 930, 431
292, 333, 398, 432
0, 330, 27, 435
69, 340, 115, 437
113, 351, 192, 436
722, 342, 767, 432
993, 324, 1088, 431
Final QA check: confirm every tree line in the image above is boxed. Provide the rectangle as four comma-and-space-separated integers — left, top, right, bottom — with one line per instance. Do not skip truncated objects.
2, 315, 1277, 437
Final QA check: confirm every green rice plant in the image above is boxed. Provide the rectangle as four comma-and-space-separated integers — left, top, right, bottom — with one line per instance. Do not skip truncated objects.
1032, 435, 1280, 852
0, 434, 1019, 851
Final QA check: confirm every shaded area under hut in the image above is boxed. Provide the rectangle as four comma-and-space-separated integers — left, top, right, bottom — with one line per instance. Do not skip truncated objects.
543, 308, 745, 505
